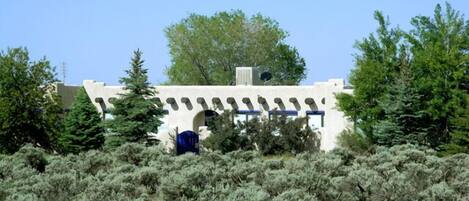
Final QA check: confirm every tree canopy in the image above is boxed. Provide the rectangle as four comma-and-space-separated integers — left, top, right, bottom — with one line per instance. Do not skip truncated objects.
165, 10, 306, 85
336, 3, 469, 152
0, 48, 62, 154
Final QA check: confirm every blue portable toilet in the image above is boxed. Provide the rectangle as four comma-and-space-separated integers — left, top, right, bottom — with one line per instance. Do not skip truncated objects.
176, 130, 199, 155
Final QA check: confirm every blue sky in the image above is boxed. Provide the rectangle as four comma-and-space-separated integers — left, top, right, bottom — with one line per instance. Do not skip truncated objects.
1, 1, 468, 85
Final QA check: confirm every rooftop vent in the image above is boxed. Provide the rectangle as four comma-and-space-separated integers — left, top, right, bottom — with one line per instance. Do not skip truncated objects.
235, 67, 260, 86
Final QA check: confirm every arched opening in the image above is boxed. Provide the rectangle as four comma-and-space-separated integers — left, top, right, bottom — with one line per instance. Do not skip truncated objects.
192, 110, 219, 133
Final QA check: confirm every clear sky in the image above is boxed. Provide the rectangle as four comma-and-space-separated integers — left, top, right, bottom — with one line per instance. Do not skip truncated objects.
1, 0, 468, 85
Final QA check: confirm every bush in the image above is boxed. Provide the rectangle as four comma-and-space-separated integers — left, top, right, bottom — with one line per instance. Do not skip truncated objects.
114, 143, 145, 165
0, 144, 468, 200
14, 144, 48, 173
336, 129, 373, 154
240, 115, 321, 155
203, 111, 253, 153
203, 111, 321, 155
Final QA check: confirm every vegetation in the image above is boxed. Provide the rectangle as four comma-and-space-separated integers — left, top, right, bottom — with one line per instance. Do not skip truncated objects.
165, 10, 306, 85
1, 143, 468, 201
202, 111, 320, 155
336, 3, 469, 152
106, 50, 165, 148
202, 111, 252, 153
0, 48, 62, 154
59, 87, 105, 154
442, 94, 469, 155
0, 3, 468, 200
336, 129, 373, 154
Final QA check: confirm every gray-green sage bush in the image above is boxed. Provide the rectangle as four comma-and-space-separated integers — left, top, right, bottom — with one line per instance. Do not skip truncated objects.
0, 144, 468, 201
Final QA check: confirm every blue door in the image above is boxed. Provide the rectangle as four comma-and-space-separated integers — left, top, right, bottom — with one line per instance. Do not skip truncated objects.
176, 130, 199, 155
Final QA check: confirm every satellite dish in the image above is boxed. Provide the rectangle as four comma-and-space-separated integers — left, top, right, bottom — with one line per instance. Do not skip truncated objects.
260, 71, 272, 82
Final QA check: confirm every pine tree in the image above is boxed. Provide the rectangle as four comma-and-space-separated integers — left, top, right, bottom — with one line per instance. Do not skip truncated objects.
441, 94, 469, 154
373, 60, 429, 146
60, 87, 104, 154
106, 50, 164, 148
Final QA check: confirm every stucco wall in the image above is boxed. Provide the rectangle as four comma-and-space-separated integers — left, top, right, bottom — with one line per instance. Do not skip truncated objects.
80, 79, 353, 151
54, 82, 81, 110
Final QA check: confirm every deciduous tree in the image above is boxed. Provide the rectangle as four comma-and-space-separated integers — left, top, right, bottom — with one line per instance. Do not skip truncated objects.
0, 48, 62, 154
165, 10, 306, 85
336, 10, 404, 141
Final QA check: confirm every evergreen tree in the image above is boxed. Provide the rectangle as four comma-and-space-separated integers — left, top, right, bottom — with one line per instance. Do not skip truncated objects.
373, 60, 429, 146
0, 48, 62, 154
441, 94, 469, 154
106, 50, 164, 148
60, 87, 104, 154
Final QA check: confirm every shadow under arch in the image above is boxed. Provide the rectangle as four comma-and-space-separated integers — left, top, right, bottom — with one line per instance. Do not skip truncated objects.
192, 109, 219, 133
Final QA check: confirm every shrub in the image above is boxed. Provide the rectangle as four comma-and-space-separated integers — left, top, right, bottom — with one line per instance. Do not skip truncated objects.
203, 111, 253, 153
14, 144, 48, 173
203, 111, 321, 155
336, 129, 373, 154
272, 189, 318, 201
79, 150, 114, 175
137, 167, 159, 193
226, 183, 270, 201
114, 143, 145, 165
0, 144, 468, 200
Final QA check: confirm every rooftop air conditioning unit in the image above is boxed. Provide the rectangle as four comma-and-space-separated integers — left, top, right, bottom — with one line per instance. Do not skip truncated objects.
235, 67, 261, 86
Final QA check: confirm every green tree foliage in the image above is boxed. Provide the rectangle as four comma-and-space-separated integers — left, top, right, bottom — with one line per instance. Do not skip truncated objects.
1, 144, 468, 201
0, 48, 62, 154
165, 10, 306, 85
202, 112, 320, 155
373, 64, 429, 146
405, 3, 469, 148
59, 87, 104, 154
442, 94, 469, 155
202, 111, 253, 153
336, 129, 373, 154
337, 4, 469, 151
336, 10, 405, 141
106, 50, 164, 148
248, 116, 320, 155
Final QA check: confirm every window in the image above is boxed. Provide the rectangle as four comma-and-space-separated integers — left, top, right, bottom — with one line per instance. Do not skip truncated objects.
268, 110, 298, 121
234, 110, 261, 135
234, 110, 261, 124
306, 111, 325, 129
157, 110, 170, 135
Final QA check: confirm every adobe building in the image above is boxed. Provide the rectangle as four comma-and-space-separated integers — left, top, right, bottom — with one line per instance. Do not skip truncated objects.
56, 67, 353, 151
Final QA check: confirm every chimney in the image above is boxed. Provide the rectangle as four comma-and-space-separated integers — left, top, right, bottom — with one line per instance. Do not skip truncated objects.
235, 67, 260, 86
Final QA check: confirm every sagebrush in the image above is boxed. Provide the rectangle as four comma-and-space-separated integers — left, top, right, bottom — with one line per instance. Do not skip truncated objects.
1, 144, 468, 201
